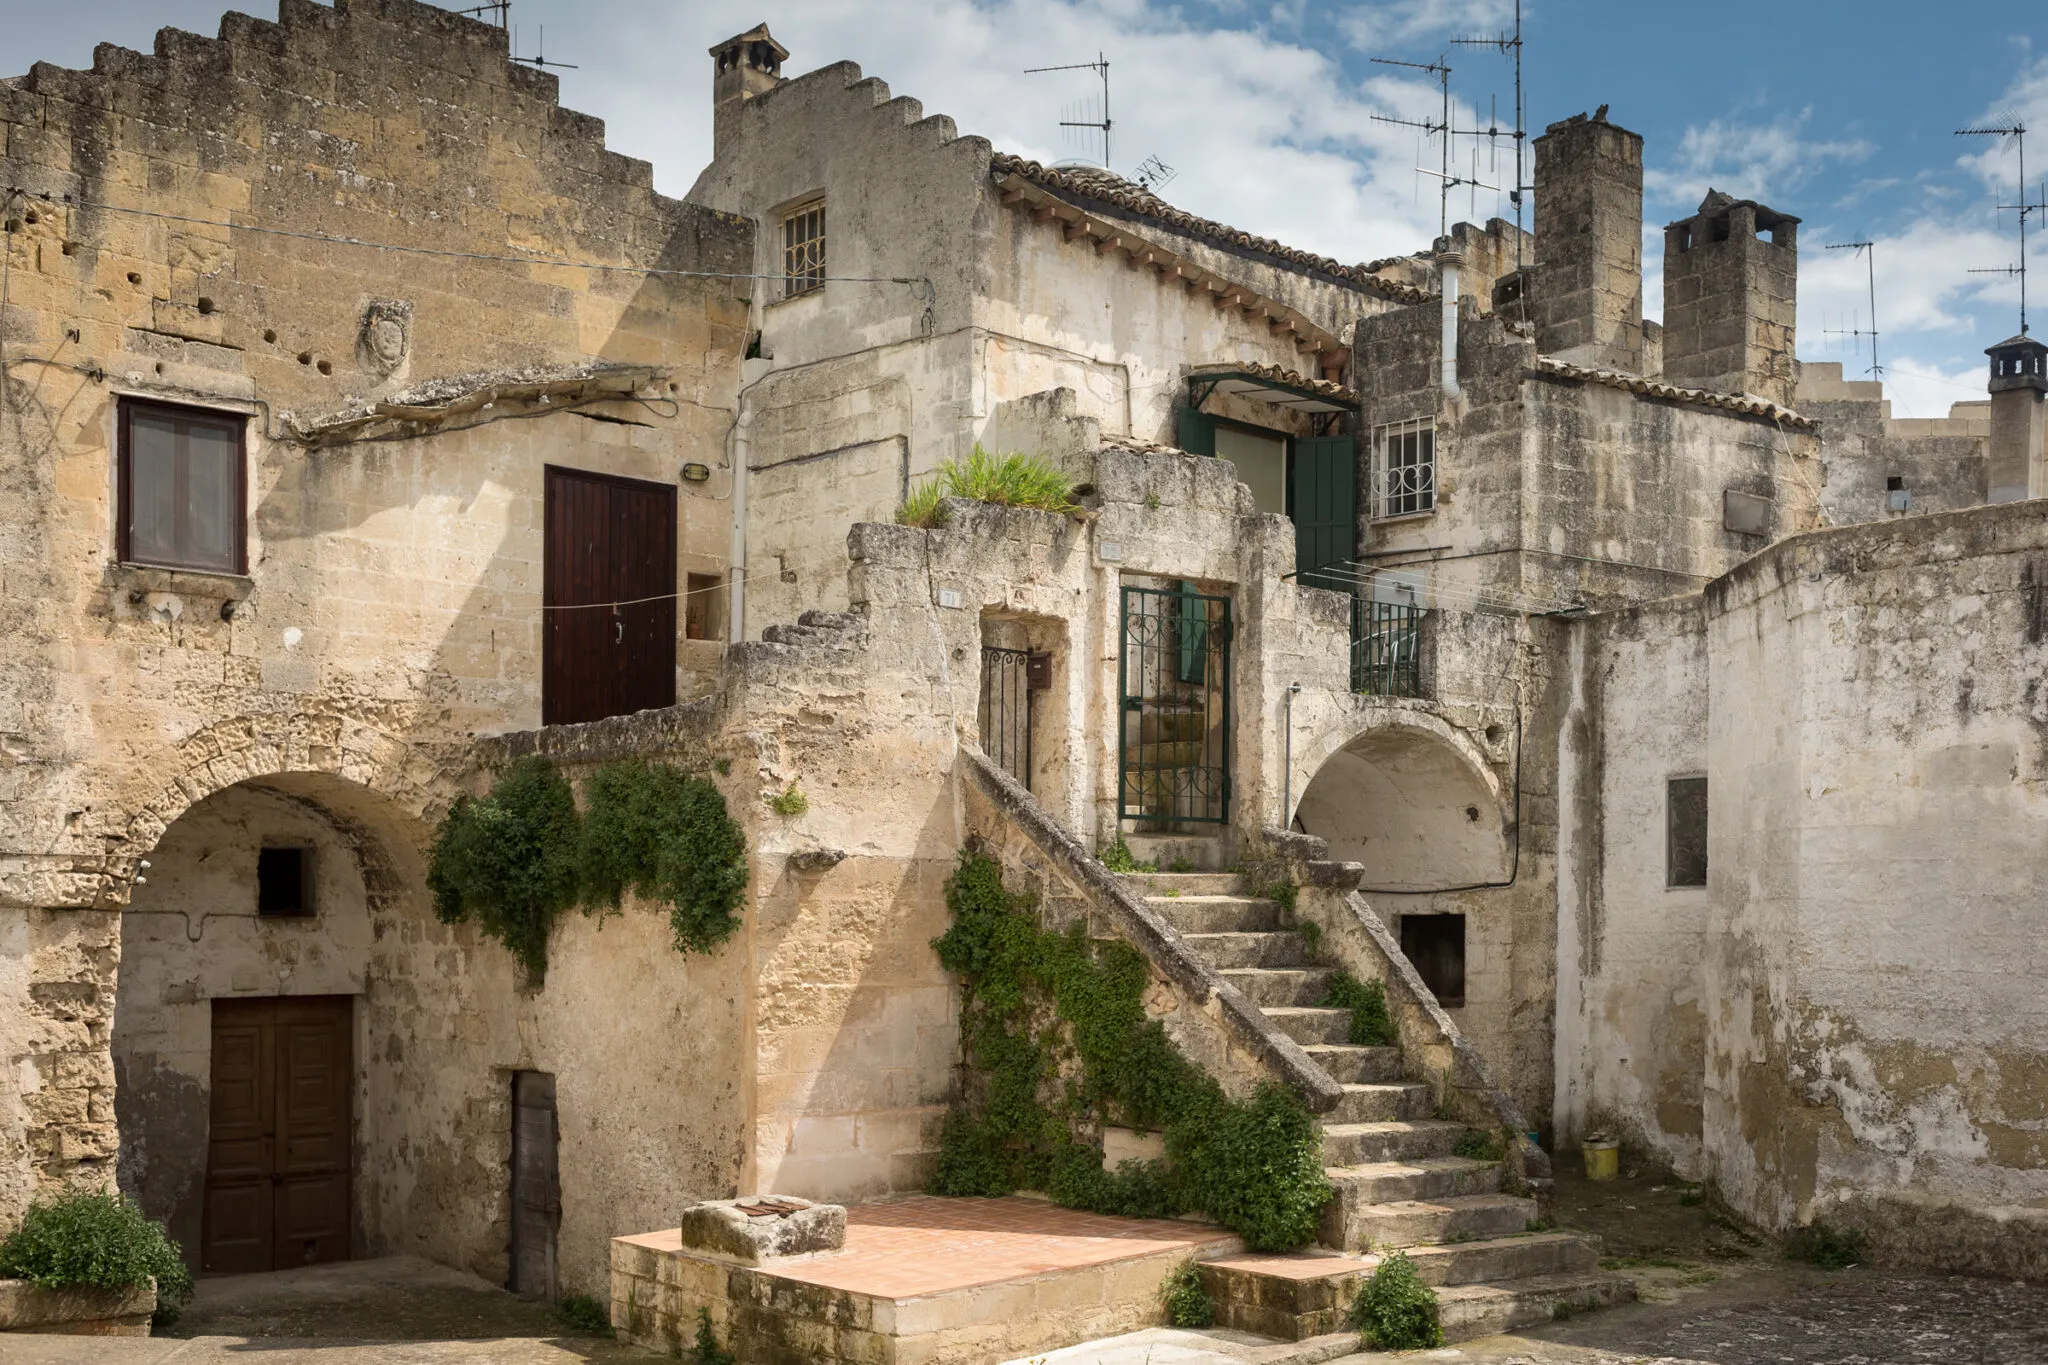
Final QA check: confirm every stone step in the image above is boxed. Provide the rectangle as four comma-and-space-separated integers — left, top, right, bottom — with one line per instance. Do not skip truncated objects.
1329, 1082, 1435, 1124
1120, 834, 1225, 871
1435, 1269, 1638, 1340
1217, 967, 1334, 1008
1117, 871, 1242, 897
1179, 930, 1310, 969
1319, 1120, 1473, 1166
1141, 895, 1281, 934
1402, 1231, 1601, 1287
1299, 1044, 1405, 1084
1325, 1156, 1503, 1204
1261, 1006, 1354, 1046
796, 609, 861, 632
1345, 1193, 1537, 1250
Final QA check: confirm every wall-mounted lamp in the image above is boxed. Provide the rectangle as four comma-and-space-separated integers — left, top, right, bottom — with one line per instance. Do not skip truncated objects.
680, 462, 712, 483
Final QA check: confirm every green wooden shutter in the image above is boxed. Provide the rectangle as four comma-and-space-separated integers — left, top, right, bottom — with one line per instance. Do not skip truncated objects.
1175, 408, 1216, 456
1290, 435, 1357, 592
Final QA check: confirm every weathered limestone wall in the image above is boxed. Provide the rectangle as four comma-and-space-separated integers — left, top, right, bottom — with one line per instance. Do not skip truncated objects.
0, 0, 748, 1260
1797, 362, 1988, 525
1702, 503, 2048, 1273
686, 52, 1380, 636
1553, 594, 1710, 1171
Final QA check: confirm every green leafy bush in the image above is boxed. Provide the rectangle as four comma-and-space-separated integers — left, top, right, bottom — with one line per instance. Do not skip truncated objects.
579, 760, 748, 955
428, 756, 582, 981
1322, 971, 1397, 1047
1097, 835, 1153, 873
927, 851, 1330, 1252
896, 446, 1077, 527
430, 756, 750, 978
1349, 1250, 1443, 1350
1160, 1259, 1215, 1329
556, 1292, 612, 1336
1784, 1221, 1864, 1269
0, 1188, 194, 1328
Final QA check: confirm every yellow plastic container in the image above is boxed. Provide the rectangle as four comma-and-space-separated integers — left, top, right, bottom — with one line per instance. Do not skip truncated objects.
1581, 1135, 1620, 1181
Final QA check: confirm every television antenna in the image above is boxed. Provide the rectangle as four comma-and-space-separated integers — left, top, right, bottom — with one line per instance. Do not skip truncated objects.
511, 24, 578, 70
1134, 154, 1177, 192
1452, 0, 1532, 271
1823, 241, 1882, 376
1957, 118, 2044, 335
1025, 54, 1111, 168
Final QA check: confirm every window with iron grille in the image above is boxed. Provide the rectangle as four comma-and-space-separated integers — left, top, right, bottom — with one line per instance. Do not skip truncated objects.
1371, 418, 1435, 519
781, 199, 825, 298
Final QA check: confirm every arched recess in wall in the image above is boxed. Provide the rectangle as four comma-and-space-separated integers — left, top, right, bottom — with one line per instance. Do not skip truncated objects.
1290, 716, 1511, 890
111, 768, 433, 1275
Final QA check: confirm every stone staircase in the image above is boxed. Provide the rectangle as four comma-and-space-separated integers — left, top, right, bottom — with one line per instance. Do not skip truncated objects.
1119, 869, 1633, 1342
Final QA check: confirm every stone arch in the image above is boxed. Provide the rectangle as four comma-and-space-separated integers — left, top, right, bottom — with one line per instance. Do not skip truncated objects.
111, 764, 445, 1272
1290, 709, 1511, 890
98, 710, 467, 909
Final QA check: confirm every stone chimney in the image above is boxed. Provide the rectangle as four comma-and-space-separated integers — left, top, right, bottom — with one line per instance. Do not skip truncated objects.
710, 24, 787, 158
1985, 333, 2048, 502
1530, 109, 1645, 372
1661, 190, 1800, 406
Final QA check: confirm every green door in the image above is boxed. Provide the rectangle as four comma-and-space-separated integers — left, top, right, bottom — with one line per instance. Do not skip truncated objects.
1291, 435, 1356, 592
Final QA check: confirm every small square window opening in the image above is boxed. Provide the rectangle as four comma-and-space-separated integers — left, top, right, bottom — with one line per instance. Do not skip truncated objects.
684, 572, 725, 640
1667, 776, 1708, 888
257, 846, 313, 917
1371, 418, 1436, 519
781, 200, 825, 299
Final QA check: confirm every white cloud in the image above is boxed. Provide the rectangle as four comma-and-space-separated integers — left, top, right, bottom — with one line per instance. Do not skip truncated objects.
535, 0, 1517, 267
1338, 0, 1519, 54
1644, 110, 1874, 211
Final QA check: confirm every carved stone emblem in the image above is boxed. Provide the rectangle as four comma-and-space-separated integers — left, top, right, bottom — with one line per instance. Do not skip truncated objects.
357, 299, 413, 380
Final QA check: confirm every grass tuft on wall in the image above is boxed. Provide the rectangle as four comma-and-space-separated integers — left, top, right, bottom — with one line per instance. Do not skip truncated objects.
896, 446, 1077, 527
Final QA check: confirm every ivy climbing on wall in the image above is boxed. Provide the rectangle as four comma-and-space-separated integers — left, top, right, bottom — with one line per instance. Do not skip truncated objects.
927, 850, 1330, 1252
428, 756, 749, 981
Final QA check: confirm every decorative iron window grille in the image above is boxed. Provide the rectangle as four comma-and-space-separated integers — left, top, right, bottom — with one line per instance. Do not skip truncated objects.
781, 200, 826, 298
978, 646, 1033, 790
1352, 599, 1424, 697
1371, 418, 1435, 519
1119, 585, 1231, 824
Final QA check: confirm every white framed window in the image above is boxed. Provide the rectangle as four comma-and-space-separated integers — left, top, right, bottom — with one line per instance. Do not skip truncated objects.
781, 199, 825, 298
1371, 418, 1436, 520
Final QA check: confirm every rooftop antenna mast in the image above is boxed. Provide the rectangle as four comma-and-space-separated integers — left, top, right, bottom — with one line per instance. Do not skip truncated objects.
1823, 241, 1882, 376
454, 1, 509, 25
1452, 0, 1530, 270
1369, 56, 1456, 236
1957, 118, 2043, 335
1025, 54, 1111, 169
511, 22, 578, 71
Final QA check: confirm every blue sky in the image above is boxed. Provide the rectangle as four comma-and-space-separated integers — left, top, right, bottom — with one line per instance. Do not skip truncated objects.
9, 0, 2045, 415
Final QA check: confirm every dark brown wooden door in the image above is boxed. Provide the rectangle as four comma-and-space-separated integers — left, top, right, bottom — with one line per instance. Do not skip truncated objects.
508, 1072, 560, 1299
543, 466, 677, 726
202, 996, 353, 1274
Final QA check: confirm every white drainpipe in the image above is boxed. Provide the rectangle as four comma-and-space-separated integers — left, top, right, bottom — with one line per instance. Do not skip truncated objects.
728, 400, 752, 645
1437, 245, 1465, 397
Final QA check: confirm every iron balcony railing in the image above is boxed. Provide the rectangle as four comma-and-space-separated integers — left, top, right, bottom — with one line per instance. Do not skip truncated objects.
1352, 599, 1424, 697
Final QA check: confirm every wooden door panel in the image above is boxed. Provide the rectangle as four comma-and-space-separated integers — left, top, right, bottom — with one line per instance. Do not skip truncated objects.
544, 467, 675, 725
509, 1071, 559, 1299
203, 996, 352, 1274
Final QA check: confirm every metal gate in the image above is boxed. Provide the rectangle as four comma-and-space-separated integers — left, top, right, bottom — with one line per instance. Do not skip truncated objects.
1119, 584, 1231, 823
979, 646, 1033, 789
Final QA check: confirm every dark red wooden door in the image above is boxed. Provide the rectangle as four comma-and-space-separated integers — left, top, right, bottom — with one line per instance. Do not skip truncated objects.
203, 996, 353, 1274
544, 467, 677, 726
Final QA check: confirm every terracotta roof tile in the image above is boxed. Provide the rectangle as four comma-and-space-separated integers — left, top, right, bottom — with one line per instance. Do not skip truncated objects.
992, 152, 1431, 305
1534, 357, 1818, 431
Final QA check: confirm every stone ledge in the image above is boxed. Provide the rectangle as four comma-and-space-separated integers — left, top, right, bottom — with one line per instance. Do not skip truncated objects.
0, 1277, 156, 1336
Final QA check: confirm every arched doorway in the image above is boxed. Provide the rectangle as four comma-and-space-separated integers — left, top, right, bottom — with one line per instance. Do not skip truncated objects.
112, 772, 424, 1274
1291, 719, 1511, 1010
